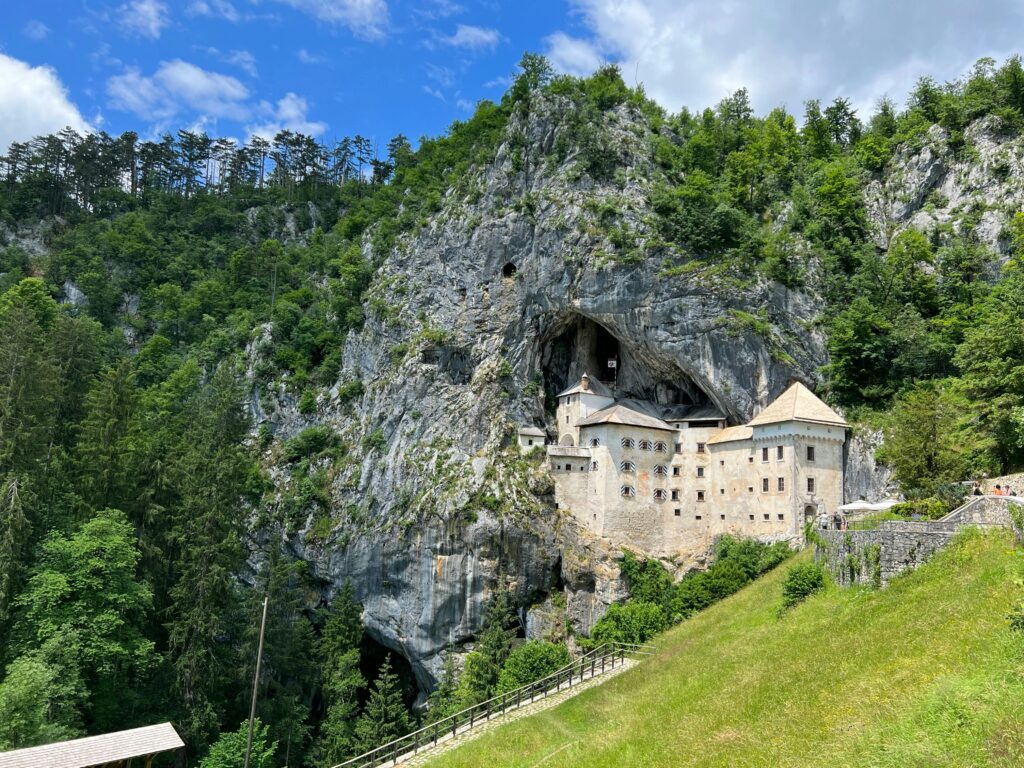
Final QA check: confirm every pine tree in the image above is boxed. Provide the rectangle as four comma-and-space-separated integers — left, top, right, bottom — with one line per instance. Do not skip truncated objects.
315, 582, 365, 765
0, 475, 30, 636
425, 647, 460, 724
353, 657, 411, 754
459, 590, 517, 704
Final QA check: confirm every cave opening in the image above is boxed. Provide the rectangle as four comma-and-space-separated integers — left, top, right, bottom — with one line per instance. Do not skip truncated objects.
502, 262, 517, 278
359, 634, 420, 709
538, 313, 713, 414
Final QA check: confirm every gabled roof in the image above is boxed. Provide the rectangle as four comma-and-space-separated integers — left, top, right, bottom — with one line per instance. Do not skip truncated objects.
707, 425, 754, 444
747, 382, 849, 428
578, 403, 675, 432
518, 425, 546, 437
0, 723, 184, 768
556, 374, 614, 399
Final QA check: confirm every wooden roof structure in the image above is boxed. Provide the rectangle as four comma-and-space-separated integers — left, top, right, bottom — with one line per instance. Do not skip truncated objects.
0, 723, 184, 768
747, 382, 849, 428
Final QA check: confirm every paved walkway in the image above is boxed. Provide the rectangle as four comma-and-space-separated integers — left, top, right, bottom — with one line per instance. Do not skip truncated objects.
393, 659, 637, 767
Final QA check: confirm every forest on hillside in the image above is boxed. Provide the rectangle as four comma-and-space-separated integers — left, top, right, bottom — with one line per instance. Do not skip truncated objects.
3, 53, 1024, 765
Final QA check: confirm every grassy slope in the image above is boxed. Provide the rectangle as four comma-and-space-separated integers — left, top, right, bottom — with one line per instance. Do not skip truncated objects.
429, 531, 1024, 768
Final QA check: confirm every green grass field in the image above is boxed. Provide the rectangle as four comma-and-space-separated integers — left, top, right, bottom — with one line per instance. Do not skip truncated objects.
427, 530, 1024, 768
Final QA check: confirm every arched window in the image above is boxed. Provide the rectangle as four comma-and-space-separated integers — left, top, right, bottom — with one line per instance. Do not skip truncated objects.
620, 485, 636, 498
653, 441, 668, 453
638, 439, 653, 451
619, 461, 636, 473
620, 437, 635, 448
653, 489, 667, 500
588, 437, 601, 448
653, 464, 669, 476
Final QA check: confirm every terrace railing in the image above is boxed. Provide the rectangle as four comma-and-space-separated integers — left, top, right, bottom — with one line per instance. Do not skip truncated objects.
331, 641, 654, 768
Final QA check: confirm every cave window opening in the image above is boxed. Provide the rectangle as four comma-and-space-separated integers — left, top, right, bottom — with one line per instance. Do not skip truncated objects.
502, 262, 517, 278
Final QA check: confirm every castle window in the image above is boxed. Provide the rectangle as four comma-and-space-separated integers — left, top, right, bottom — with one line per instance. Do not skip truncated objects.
638, 439, 653, 451
763, 513, 770, 521
720, 488, 725, 495
588, 437, 601, 448
748, 486, 754, 493
807, 477, 815, 493
621, 437, 635, 449
696, 466, 704, 478
696, 442, 706, 453
674, 508, 681, 517
674, 442, 682, 453
807, 445, 816, 461
556, 464, 562, 470
654, 464, 669, 476
762, 478, 769, 492
654, 441, 668, 453
566, 465, 571, 472
619, 461, 636, 473
777, 445, 784, 461
719, 460, 725, 466
697, 490, 706, 502
528, 440, 534, 446
620, 485, 636, 498
653, 489, 667, 501
695, 514, 702, 520
672, 466, 680, 476
749, 514, 755, 520
591, 461, 599, 471
671, 489, 679, 500
720, 514, 725, 520
777, 477, 785, 492
761, 447, 769, 462
778, 514, 785, 520
748, 456, 754, 463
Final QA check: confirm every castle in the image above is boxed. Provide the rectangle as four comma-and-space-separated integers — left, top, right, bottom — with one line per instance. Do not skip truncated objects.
520, 375, 848, 557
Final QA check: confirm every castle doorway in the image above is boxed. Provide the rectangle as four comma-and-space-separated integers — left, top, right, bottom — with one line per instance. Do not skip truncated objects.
559, 434, 575, 446
804, 504, 818, 524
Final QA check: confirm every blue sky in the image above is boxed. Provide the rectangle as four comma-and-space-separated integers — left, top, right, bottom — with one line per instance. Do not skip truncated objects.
3, 1, 1024, 153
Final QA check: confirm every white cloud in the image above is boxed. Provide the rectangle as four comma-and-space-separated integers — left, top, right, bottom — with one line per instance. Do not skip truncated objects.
456, 97, 474, 111
22, 20, 50, 40
187, 0, 240, 21
118, 0, 170, 39
0, 54, 92, 152
546, 0, 1024, 117
545, 32, 604, 76
441, 24, 500, 51
224, 50, 258, 78
415, 0, 463, 20
247, 92, 327, 139
423, 85, 445, 102
107, 60, 250, 123
268, 0, 389, 39
297, 48, 327, 64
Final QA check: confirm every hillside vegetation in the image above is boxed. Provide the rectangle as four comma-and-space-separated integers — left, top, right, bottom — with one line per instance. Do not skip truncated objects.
428, 530, 1024, 768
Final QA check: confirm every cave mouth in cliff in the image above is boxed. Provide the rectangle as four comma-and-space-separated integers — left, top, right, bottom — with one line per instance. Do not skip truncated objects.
359, 635, 421, 706
538, 313, 713, 411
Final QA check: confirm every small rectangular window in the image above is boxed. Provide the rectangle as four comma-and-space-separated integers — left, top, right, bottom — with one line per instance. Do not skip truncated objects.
567, 465, 572, 472
696, 466, 705, 478
528, 439, 534, 446
807, 477, 815, 493
748, 456, 754, 463
720, 514, 725, 520
719, 459, 725, 466
671, 490, 679, 501
697, 442, 706, 454
762, 478, 769, 492
778, 514, 785, 520
697, 490, 706, 502
763, 513, 770, 521
748, 486, 754, 493
761, 447, 769, 462
695, 514, 702, 520
674, 508, 681, 517
672, 466, 680, 476
675, 442, 682, 453
720, 488, 725, 495
777, 477, 785, 492
749, 513, 755, 520
807, 445, 815, 461
777, 445, 784, 461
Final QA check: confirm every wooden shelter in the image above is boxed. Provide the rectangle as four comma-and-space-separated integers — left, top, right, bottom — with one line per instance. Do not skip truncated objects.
0, 722, 184, 768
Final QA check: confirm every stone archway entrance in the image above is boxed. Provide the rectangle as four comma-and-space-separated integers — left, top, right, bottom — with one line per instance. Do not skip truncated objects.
804, 504, 818, 524
559, 434, 575, 446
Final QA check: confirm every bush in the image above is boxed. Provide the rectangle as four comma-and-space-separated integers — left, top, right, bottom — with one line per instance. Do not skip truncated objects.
282, 426, 338, 462
496, 641, 570, 693
589, 602, 666, 646
781, 563, 826, 610
888, 497, 949, 520
298, 389, 317, 415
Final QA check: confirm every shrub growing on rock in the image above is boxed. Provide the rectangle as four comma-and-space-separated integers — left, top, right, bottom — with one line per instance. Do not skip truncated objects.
496, 640, 570, 693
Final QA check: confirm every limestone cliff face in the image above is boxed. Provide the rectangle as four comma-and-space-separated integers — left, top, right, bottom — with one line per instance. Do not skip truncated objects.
253, 93, 827, 691
253, 102, 1023, 692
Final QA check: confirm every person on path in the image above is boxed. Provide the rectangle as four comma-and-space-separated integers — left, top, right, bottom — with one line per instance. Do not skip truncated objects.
994, 484, 1004, 496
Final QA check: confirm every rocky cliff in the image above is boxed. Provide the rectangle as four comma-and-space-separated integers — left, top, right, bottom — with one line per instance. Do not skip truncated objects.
251, 97, 1024, 693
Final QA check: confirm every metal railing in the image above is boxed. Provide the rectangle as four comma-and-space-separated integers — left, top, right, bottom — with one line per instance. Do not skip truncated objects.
331, 641, 655, 768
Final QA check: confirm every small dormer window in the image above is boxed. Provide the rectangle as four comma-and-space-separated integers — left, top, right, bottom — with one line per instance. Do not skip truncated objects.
638, 439, 653, 451
619, 461, 636, 473
621, 437, 635, 449
620, 485, 636, 498
653, 489, 667, 501
653, 441, 668, 453
654, 465, 668, 476
589, 437, 601, 448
